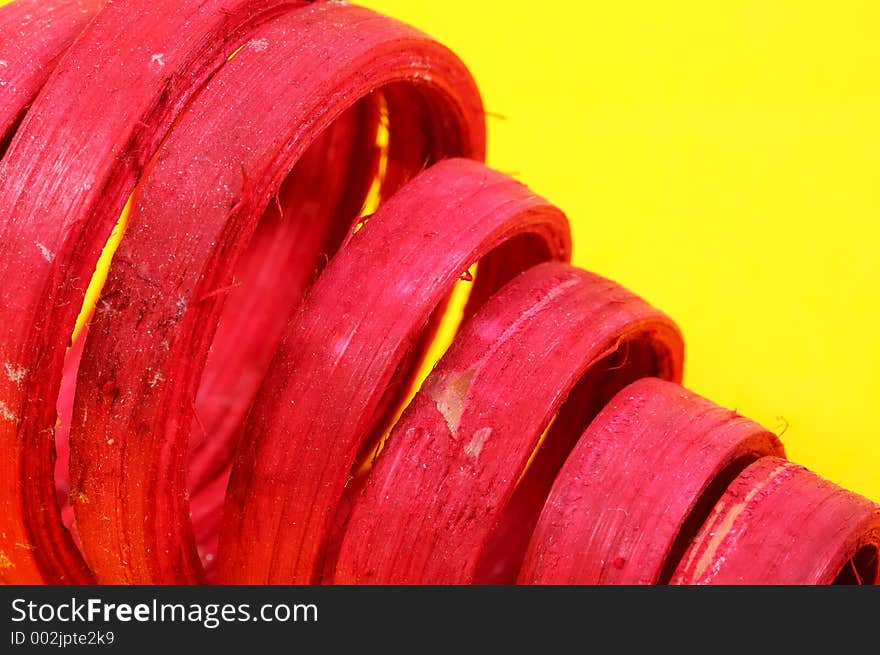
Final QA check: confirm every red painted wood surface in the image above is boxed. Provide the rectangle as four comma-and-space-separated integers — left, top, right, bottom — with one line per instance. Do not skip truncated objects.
1, 0, 875, 586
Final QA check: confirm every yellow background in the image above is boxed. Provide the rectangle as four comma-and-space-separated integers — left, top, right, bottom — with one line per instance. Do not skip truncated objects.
359, 0, 880, 500
2, 0, 877, 501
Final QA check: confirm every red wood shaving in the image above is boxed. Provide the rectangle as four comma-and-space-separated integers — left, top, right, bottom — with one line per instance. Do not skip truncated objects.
334, 263, 683, 584
1, 0, 877, 585
68, 2, 484, 585
0, 0, 104, 150
519, 379, 785, 584
218, 158, 571, 584
671, 457, 880, 584
0, 0, 323, 585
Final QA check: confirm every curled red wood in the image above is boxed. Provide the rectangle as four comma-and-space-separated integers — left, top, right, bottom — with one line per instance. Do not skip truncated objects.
219, 158, 572, 584
0, 0, 104, 151
1, 0, 876, 587
68, 2, 484, 584
333, 262, 683, 584
519, 378, 785, 584
0, 0, 319, 585
186, 101, 383, 579
671, 457, 880, 584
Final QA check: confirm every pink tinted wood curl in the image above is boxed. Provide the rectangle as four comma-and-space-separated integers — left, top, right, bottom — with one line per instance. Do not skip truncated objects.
1, 0, 876, 589
671, 457, 880, 585
0, 0, 104, 152
218, 158, 572, 584
69, 2, 485, 584
519, 378, 784, 584
0, 0, 316, 585
187, 98, 383, 578
333, 262, 684, 584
